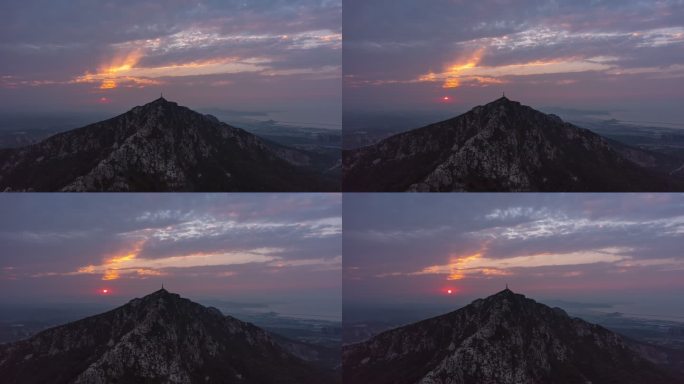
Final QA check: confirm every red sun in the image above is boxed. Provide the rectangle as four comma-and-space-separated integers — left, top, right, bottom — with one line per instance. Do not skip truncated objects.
101, 288, 110, 294
447, 289, 453, 294
442, 96, 450, 101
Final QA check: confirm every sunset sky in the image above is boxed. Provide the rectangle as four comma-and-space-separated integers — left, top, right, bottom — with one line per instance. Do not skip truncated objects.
0, 0, 341, 126
344, 0, 684, 124
344, 194, 684, 319
0, 194, 341, 319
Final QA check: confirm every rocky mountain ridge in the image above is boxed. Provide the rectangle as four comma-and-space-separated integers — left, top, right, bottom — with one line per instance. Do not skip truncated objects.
342, 289, 681, 384
343, 97, 684, 191
0, 289, 336, 384
0, 98, 337, 191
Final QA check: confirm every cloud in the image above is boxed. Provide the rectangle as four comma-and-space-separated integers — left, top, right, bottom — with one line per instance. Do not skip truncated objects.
344, 194, 684, 303
398, 247, 630, 280
1, 1, 341, 90
343, 0, 684, 116
74, 247, 282, 281
1, 194, 342, 290
0, 0, 341, 125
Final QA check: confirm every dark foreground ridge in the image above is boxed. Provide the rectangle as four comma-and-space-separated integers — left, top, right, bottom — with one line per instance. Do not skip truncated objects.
342, 289, 682, 384
0, 97, 338, 192
0, 288, 337, 384
343, 97, 684, 191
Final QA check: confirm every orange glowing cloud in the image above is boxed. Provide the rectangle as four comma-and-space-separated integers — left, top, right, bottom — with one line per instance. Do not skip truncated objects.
136, 268, 163, 277
447, 252, 482, 280
122, 57, 268, 78
102, 269, 120, 281
417, 252, 484, 280
415, 53, 613, 89
75, 49, 147, 90
101, 49, 144, 75
99, 79, 117, 89
481, 268, 512, 276
75, 241, 145, 281
73, 48, 267, 91
405, 247, 627, 282
442, 48, 485, 89
71, 246, 287, 280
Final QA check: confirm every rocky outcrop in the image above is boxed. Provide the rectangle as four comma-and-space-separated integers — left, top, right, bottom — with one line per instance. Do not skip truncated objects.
343, 97, 683, 191
0, 98, 336, 191
342, 289, 680, 384
0, 289, 334, 384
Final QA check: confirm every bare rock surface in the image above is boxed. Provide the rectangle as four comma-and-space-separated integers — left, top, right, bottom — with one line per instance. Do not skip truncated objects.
0, 98, 336, 191
342, 289, 681, 384
0, 289, 334, 384
343, 97, 683, 191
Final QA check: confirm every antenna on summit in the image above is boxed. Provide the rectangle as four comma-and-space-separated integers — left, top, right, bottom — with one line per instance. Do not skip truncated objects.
161, 282, 164, 290
505, 282, 509, 290
502, 91, 506, 98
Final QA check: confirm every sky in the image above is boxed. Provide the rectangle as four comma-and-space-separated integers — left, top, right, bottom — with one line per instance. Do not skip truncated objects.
344, 0, 684, 124
344, 193, 684, 320
0, 193, 341, 319
0, 0, 341, 127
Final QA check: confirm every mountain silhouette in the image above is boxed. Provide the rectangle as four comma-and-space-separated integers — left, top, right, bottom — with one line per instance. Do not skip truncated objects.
343, 97, 684, 191
0, 289, 337, 383
0, 98, 338, 191
342, 289, 681, 384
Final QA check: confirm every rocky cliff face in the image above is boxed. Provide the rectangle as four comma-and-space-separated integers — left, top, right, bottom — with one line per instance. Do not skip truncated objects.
0, 98, 337, 191
343, 97, 683, 191
342, 289, 680, 384
0, 289, 334, 384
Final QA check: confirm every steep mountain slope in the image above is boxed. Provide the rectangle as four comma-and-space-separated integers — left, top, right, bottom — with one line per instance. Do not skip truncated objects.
0, 98, 338, 191
342, 289, 680, 384
343, 97, 683, 191
0, 289, 336, 384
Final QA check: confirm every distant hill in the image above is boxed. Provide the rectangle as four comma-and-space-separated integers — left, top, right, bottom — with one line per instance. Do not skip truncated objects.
0, 98, 339, 191
343, 289, 682, 384
0, 289, 337, 384
343, 97, 684, 191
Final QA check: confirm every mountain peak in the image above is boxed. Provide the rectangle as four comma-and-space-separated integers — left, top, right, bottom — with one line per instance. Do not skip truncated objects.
129, 288, 188, 311
0, 96, 337, 192
471, 288, 532, 315
344, 290, 679, 383
145, 287, 174, 298
344, 95, 682, 192
485, 95, 521, 108
492, 287, 516, 297
0, 289, 333, 383
145, 95, 178, 108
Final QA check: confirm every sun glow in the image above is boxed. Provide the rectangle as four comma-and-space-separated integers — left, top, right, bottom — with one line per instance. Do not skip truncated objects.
407, 247, 627, 282
99, 79, 117, 89
442, 48, 485, 89
103, 50, 144, 74
415, 252, 483, 280
73, 241, 147, 281
73, 49, 267, 90
72, 244, 282, 281
77, 49, 145, 90
415, 51, 613, 90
